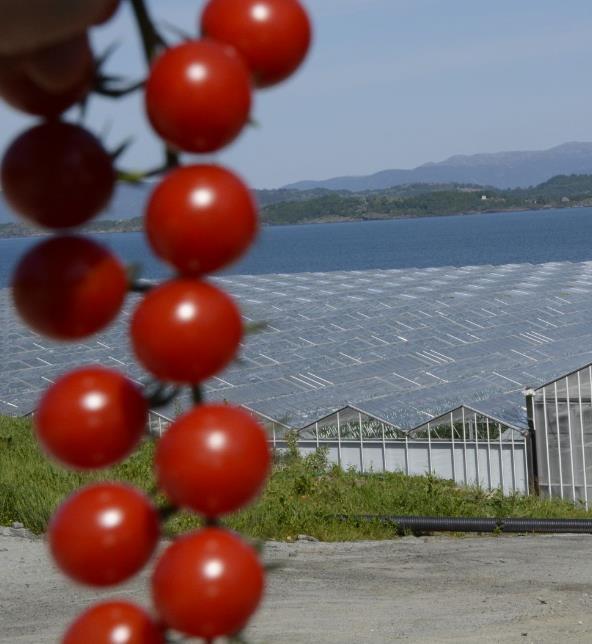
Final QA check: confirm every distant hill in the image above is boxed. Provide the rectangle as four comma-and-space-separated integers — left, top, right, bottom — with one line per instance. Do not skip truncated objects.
284, 142, 592, 191
260, 174, 592, 225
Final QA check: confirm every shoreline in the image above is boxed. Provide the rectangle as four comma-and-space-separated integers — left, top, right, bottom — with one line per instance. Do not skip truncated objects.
0, 202, 587, 240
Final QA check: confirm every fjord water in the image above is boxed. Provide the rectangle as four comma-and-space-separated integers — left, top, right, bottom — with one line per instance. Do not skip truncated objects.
2, 207, 592, 287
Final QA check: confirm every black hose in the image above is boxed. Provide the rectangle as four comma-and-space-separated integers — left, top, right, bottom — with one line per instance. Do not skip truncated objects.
340, 515, 592, 534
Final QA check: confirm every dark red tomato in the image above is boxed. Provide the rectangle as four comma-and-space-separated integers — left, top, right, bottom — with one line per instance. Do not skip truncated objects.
201, 0, 312, 87
130, 279, 243, 383
145, 40, 252, 153
1, 122, 115, 229
63, 601, 165, 644
12, 236, 127, 340
49, 483, 159, 586
94, 0, 121, 24
145, 165, 258, 275
0, 66, 90, 117
36, 367, 147, 470
155, 405, 270, 516
152, 528, 264, 638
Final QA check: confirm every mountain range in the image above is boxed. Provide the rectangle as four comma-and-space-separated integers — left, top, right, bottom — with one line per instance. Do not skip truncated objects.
284, 142, 592, 191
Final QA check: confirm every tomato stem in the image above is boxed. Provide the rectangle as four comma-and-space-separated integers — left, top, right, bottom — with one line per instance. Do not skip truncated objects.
129, 0, 165, 62
191, 385, 204, 405
129, 0, 180, 171
117, 159, 176, 183
129, 279, 155, 293
158, 503, 178, 522
94, 78, 145, 98
165, 148, 180, 169
143, 381, 181, 412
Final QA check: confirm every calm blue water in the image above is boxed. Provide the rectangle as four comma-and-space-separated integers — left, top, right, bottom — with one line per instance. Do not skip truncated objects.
2, 207, 592, 287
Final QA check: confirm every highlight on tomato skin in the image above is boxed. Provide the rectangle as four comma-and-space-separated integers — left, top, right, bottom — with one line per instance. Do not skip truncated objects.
1, 121, 115, 229
49, 483, 160, 587
130, 278, 243, 383
155, 404, 271, 517
151, 528, 265, 639
35, 367, 148, 470
201, 0, 312, 88
144, 39, 252, 153
11, 235, 127, 340
145, 164, 258, 276
63, 600, 165, 644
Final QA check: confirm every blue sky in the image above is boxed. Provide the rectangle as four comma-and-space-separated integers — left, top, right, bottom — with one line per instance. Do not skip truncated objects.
1, 0, 592, 188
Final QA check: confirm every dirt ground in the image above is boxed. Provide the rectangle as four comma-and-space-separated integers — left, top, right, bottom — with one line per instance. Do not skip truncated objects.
2, 531, 592, 643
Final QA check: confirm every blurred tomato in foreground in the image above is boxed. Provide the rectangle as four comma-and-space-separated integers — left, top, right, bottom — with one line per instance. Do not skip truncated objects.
152, 528, 264, 638
145, 40, 252, 153
201, 0, 312, 87
131, 279, 243, 383
12, 236, 127, 340
36, 367, 147, 469
156, 404, 270, 516
2, 122, 115, 228
63, 601, 165, 644
49, 483, 159, 586
145, 164, 258, 275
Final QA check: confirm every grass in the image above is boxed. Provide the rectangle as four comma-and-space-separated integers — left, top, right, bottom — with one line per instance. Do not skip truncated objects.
2, 416, 592, 540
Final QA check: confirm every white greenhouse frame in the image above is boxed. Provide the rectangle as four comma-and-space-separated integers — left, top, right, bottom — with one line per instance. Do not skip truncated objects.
255, 404, 530, 494
527, 362, 592, 508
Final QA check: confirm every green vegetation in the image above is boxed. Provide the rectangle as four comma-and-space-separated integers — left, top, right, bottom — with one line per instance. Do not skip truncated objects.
3, 174, 592, 237
0, 416, 156, 534
2, 416, 592, 540
260, 174, 592, 225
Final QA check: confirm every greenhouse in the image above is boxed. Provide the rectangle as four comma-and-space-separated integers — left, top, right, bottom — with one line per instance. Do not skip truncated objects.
5, 260, 592, 503
407, 407, 529, 494
248, 404, 529, 494
528, 363, 592, 507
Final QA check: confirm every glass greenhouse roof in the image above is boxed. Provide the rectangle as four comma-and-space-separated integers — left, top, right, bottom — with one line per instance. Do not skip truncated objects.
3, 260, 592, 430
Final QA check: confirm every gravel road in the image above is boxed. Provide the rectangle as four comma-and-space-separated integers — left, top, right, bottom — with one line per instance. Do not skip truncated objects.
2, 531, 592, 643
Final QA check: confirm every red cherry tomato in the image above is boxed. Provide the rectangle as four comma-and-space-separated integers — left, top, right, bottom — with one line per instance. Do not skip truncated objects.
36, 367, 147, 469
1, 122, 115, 229
156, 405, 270, 516
145, 40, 252, 153
145, 165, 258, 275
49, 483, 159, 586
130, 279, 243, 383
152, 528, 264, 638
63, 601, 165, 644
201, 0, 312, 87
12, 236, 127, 340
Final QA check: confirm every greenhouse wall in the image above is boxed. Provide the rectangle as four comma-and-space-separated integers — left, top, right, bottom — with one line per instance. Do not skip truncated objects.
148, 411, 171, 437
283, 406, 530, 494
531, 364, 592, 508
273, 438, 528, 493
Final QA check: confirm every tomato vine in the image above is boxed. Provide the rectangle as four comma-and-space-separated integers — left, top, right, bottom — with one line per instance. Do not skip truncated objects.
2, 0, 312, 641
